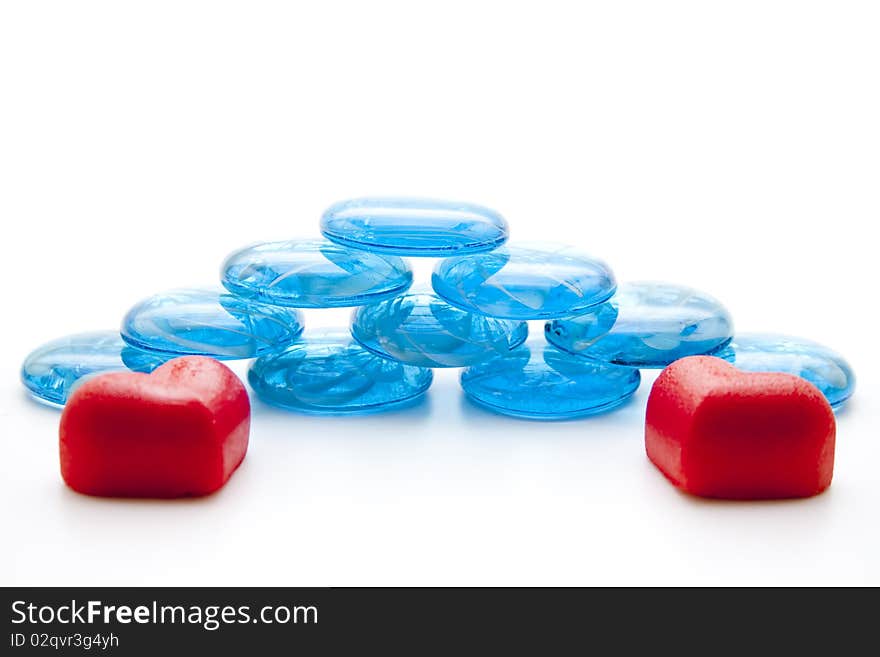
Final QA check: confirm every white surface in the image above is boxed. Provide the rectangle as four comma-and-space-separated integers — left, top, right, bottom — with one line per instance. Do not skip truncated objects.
1, 1, 878, 586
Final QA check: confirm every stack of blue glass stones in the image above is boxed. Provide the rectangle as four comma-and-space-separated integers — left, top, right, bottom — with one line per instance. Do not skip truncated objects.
21, 197, 856, 417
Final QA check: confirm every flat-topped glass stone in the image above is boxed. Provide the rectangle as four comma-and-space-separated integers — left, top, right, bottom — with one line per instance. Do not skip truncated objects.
545, 282, 734, 367
714, 334, 855, 410
122, 288, 304, 359
351, 291, 527, 368
220, 239, 412, 308
461, 340, 641, 420
21, 331, 169, 407
432, 244, 616, 320
248, 329, 432, 414
321, 197, 508, 257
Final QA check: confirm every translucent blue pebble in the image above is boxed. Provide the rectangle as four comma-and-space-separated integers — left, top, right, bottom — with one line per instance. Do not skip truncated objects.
351, 291, 527, 368
714, 334, 855, 410
545, 282, 734, 367
121, 288, 304, 359
321, 197, 509, 257
248, 329, 432, 414
460, 340, 641, 420
432, 244, 616, 320
220, 239, 412, 308
21, 331, 168, 407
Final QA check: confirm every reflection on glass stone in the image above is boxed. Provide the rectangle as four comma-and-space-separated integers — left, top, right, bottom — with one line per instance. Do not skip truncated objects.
121, 288, 304, 359
21, 331, 169, 407
433, 244, 616, 320
248, 329, 432, 415
221, 239, 412, 308
545, 282, 733, 367
321, 197, 509, 257
351, 291, 527, 368
460, 339, 641, 419
714, 333, 855, 410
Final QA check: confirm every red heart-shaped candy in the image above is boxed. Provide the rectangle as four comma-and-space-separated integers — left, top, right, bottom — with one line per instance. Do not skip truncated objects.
60, 356, 250, 498
645, 356, 835, 499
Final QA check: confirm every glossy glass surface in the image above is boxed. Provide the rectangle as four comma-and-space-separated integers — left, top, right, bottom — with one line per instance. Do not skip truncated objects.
461, 340, 641, 419
715, 333, 855, 410
248, 329, 432, 414
432, 244, 616, 319
545, 282, 733, 367
351, 291, 528, 368
122, 288, 304, 359
321, 197, 509, 257
21, 331, 168, 407
221, 239, 412, 308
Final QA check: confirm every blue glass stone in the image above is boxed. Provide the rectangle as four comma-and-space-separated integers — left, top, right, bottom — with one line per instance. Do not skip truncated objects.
714, 334, 855, 410
351, 291, 528, 368
432, 244, 616, 320
248, 329, 432, 414
21, 331, 168, 407
545, 282, 734, 367
121, 288, 304, 359
220, 239, 412, 308
321, 197, 509, 257
461, 340, 641, 420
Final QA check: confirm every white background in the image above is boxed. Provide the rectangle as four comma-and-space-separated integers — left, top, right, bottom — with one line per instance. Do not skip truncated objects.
1, 1, 878, 586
